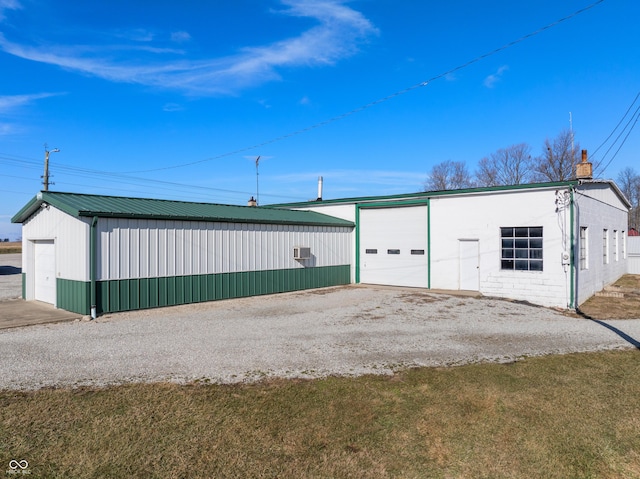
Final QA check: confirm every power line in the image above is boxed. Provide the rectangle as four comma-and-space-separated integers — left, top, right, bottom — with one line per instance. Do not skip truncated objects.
118, 0, 606, 174
591, 90, 640, 176
595, 105, 640, 176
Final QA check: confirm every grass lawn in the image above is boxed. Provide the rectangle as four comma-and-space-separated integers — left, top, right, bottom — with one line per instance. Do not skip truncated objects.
1, 349, 639, 478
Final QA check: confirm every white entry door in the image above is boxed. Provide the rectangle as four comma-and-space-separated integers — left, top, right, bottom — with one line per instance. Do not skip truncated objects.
459, 239, 479, 291
34, 240, 56, 305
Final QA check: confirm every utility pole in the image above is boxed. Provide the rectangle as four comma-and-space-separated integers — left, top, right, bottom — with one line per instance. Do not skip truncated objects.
42, 144, 60, 191
255, 155, 261, 206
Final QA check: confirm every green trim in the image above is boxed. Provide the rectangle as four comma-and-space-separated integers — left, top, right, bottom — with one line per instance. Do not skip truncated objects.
22, 273, 25, 299
57, 278, 91, 314
569, 188, 575, 309
94, 265, 350, 314
271, 181, 579, 208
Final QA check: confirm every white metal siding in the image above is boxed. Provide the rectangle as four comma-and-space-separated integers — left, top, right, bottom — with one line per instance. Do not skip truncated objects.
359, 206, 428, 288
97, 218, 351, 281
627, 236, 640, 274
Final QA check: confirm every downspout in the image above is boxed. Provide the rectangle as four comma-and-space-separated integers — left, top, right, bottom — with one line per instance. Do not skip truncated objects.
569, 188, 575, 309
90, 216, 98, 319
427, 198, 431, 289
355, 205, 360, 283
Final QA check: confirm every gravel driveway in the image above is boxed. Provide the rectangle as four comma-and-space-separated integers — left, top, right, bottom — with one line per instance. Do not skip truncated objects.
1, 285, 639, 390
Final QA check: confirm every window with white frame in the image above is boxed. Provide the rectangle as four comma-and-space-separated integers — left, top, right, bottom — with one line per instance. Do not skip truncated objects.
500, 226, 543, 271
614, 230, 618, 261
603, 229, 609, 264
579, 227, 588, 270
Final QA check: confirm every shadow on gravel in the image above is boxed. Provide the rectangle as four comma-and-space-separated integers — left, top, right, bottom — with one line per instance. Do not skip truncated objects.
0, 266, 21, 275
577, 308, 640, 350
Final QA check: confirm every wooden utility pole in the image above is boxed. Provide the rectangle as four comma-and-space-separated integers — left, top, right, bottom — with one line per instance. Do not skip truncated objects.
42, 145, 59, 191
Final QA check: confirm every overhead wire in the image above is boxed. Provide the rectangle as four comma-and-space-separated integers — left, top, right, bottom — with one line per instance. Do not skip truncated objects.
120, 0, 607, 174
591, 90, 640, 176
0, 0, 607, 197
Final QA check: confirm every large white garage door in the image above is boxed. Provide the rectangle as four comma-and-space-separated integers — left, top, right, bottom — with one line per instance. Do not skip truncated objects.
34, 240, 56, 305
359, 205, 428, 288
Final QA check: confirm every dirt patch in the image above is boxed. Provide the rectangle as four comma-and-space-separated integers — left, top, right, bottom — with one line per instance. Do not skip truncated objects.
579, 275, 640, 320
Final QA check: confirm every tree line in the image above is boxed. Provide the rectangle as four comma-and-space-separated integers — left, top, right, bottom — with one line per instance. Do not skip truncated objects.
423, 129, 639, 230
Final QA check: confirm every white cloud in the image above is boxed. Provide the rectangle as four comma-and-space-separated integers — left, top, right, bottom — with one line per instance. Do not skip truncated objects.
162, 102, 184, 112
0, 0, 378, 96
484, 65, 509, 88
171, 31, 191, 43
0, 92, 62, 113
0, 0, 20, 21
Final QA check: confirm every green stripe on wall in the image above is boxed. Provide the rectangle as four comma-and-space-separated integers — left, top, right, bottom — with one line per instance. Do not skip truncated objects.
22, 273, 26, 300
57, 278, 90, 314
92, 265, 351, 315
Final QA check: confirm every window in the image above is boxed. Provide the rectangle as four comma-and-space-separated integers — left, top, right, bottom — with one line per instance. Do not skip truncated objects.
387, 249, 400, 255
500, 227, 543, 271
411, 249, 425, 255
603, 229, 609, 264
365, 249, 378, 254
580, 227, 588, 270
614, 230, 618, 261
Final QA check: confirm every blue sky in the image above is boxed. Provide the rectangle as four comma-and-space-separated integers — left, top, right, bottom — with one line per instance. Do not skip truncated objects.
1, 0, 638, 240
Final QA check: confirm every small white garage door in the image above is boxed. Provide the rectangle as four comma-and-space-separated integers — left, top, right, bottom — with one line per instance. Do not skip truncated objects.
359, 205, 428, 288
34, 240, 56, 305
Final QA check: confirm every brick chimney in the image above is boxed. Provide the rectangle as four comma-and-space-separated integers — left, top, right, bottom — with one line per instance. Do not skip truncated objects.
575, 149, 593, 180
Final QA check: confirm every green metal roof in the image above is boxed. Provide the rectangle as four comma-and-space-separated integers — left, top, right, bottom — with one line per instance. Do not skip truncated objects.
11, 191, 355, 227
269, 181, 580, 207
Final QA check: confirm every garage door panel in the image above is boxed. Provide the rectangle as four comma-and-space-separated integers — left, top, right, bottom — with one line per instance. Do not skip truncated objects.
360, 206, 428, 288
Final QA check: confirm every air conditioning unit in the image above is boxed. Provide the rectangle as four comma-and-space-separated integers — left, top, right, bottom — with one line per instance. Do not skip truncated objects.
293, 246, 311, 260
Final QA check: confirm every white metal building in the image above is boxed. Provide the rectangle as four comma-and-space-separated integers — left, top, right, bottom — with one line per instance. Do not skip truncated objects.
12, 192, 353, 316
280, 179, 630, 309
13, 176, 631, 315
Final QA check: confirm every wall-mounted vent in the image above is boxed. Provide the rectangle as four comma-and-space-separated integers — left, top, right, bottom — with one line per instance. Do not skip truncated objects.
293, 247, 311, 260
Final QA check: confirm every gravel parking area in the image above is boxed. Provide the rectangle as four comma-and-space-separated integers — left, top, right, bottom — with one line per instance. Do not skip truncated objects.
2, 285, 639, 390
0, 253, 21, 300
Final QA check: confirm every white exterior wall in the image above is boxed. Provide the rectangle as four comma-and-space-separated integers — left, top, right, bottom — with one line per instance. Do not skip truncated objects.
430, 188, 571, 308
97, 217, 351, 281
574, 185, 629, 304
21, 206, 89, 300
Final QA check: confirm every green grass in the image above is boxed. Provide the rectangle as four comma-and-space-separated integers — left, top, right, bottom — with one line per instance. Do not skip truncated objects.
1, 350, 639, 478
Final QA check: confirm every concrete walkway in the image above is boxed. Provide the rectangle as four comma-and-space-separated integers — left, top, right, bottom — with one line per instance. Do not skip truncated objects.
0, 299, 82, 330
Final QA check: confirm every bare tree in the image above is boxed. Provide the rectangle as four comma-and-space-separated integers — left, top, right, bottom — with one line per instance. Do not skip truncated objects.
475, 143, 533, 187
532, 129, 580, 182
424, 160, 474, 191
617, 167, 640, 230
